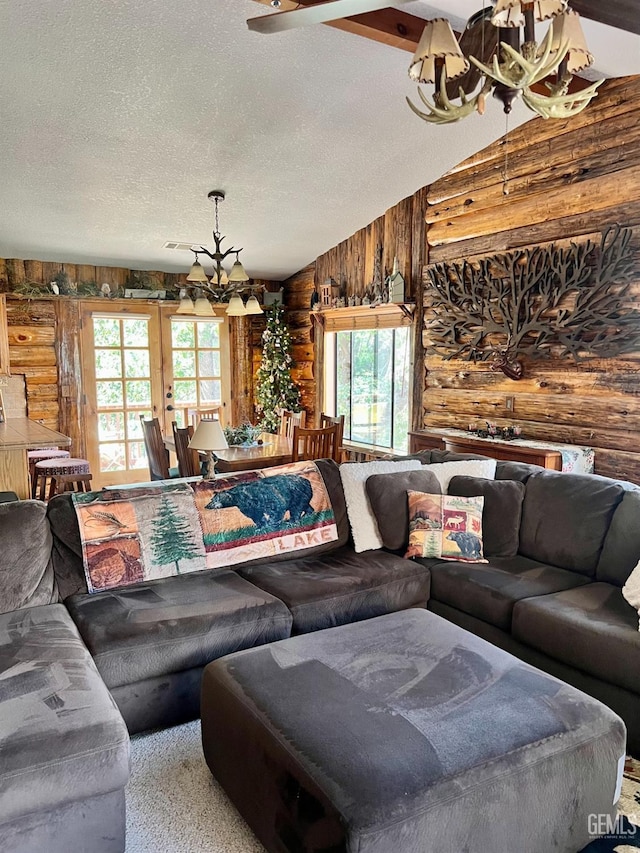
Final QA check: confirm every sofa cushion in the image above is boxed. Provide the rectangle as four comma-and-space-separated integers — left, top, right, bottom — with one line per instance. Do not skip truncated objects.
424, 555, 590, 631
448, 476, 525, 558
597, 488, 640, 587
237, 546, 431, 635
365, 468, 441, 551
0, 500, 57, 614
65, 569, 292, 689
406, 492, 486, 563
0, 604, 129, 824
495, 461, 543, 483
512, 583, 640, 695
519, 472, 624, 576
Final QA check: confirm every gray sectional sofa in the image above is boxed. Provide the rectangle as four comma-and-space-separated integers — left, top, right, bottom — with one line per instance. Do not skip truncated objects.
1, 452, 639, 852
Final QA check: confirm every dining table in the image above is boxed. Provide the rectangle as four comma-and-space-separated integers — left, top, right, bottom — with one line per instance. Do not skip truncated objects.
164, 430, 294, 475
213, 432, 293, 474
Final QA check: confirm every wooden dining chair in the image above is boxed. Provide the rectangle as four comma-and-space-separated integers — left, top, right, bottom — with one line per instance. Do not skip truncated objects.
278, 409, 306, 439
140, 416, 177, 481
171, 421, 201, 478
291, 423, 340, 463
319, 413, 345, 461
190, 406, 225, 429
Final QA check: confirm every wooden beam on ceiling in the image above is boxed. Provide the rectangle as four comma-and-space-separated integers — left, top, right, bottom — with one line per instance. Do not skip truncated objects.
570, 0, 640, 36
250, 0, 640, 47
251, 0, 423, 52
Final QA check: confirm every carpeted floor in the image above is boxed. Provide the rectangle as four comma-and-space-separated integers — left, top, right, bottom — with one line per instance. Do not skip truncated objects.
126, 721, 640, 852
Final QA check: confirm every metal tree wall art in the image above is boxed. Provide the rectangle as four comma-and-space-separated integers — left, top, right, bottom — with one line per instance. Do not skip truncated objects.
424, 225, 639, 379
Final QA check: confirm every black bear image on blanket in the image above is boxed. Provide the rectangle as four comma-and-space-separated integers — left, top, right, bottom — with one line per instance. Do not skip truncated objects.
206, 474, 314, 529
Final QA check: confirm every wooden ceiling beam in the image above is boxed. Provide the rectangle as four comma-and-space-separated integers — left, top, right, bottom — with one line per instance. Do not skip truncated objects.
250, 0, 640, 47
251, 0, 422, 52
570, 0, 640, 36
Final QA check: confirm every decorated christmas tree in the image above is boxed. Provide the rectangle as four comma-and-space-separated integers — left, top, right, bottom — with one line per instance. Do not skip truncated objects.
149, 495, 201, 573
255, 303, 301, 433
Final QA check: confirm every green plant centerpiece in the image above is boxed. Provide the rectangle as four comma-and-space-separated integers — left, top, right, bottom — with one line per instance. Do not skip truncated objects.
255, 303, 301, 432
223, 423, 262, 447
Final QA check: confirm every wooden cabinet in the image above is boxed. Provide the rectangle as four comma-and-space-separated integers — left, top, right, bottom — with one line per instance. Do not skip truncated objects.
0, 295, 9, 375
409, 430, 563, 470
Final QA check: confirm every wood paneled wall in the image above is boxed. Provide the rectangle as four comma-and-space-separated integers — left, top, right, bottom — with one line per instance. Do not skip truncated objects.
283, 75, 640, 482
423, 75, 640, 483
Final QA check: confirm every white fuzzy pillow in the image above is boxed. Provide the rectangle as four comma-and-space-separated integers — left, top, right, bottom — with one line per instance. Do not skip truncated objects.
340, 460, 422, 552
426, 458, 497, 492
622, 560, 640, 632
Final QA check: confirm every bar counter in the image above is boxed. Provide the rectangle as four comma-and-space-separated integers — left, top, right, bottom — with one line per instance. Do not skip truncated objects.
0, 418, 72, 499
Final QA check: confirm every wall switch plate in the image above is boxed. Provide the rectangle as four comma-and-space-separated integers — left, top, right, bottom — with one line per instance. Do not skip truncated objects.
505, 396, 514, 411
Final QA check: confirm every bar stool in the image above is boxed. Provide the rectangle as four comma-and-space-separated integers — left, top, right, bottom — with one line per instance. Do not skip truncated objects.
28, 449, 71, 498
34, 458, 92, 501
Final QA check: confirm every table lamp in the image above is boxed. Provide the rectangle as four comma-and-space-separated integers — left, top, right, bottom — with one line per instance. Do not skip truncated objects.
188, 419, 228, 479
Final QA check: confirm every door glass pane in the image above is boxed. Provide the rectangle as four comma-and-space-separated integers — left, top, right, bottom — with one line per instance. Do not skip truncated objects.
97, 380, 123, 408
173, 350, 196, 377
124, 349, 150, 378
199, 379, 221, 404
172, 323, 195, 348
198, 350, 220, 376
197, 322, 219, 348
95, 350, 122, 379
94, 318, 120, 347
98, 412, 125, 441
174, 379, 197, 404
125, 380, 151, 407
128, 441, 147, 469
123, 318, 149, 347
100, 443, 126, 472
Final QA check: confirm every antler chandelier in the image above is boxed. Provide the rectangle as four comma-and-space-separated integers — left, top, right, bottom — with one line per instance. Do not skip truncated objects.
184, 190, 262, 316
407, 0, 603, 124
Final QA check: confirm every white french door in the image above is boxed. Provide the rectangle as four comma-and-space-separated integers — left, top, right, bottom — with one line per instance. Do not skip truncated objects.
80, 301, 230, 488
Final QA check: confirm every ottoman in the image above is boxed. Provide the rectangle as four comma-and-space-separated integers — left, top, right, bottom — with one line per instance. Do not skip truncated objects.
201, 609, 626, 853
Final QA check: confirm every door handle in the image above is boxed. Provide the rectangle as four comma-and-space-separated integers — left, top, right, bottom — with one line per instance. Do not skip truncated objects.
166, 405, 174, 411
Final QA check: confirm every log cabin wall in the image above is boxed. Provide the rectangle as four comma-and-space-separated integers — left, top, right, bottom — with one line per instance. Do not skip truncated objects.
282, 75, 640, 480
424, 75, 640, 483
0, 258, 279, 453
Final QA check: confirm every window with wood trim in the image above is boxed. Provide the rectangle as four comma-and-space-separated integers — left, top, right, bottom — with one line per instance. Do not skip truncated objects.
324, 322, 412, 453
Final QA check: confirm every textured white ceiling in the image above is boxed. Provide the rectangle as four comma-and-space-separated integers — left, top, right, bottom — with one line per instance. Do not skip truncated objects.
0, 0, 638, 280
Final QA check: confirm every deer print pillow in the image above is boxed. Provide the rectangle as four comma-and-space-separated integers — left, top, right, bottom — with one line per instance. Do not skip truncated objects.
405, 491, 487, 563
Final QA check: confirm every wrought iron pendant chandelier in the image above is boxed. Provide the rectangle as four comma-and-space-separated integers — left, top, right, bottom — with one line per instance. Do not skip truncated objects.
184, 191, 262, 316
407, 0, 603, 124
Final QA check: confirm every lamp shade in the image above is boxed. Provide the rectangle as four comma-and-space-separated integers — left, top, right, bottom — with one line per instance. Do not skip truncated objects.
244, 294, 264, 315
226, 294, 247, 316
491, 0, 566, 27
212, 267, 229, 286
176, 288, 195, 314
188, 418, 228, 452
409, 19, 470, 83
549, 9, 593, 73
194, 295, 215, 316
228, 258, 250, 282
186, 258, 208, 282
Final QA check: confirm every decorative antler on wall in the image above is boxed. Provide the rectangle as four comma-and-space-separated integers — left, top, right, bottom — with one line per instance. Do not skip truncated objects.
424, 225, 639, 379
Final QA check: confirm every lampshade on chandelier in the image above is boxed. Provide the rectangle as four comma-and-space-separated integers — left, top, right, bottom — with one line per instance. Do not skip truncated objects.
185, 190, 263, 316
407, 0, 602, 124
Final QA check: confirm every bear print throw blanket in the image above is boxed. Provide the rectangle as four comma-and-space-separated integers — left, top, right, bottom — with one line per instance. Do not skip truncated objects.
72, 461, 339, 593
